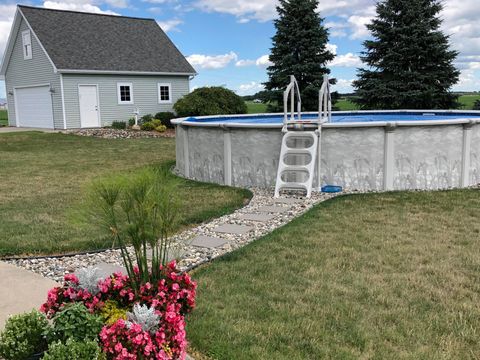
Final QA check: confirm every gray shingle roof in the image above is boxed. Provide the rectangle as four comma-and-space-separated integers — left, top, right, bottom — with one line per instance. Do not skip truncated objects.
18, 5, 196, 74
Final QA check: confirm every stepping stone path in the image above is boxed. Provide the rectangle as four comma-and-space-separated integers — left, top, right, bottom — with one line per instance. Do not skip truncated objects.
258, 205, 290, 213
238, 213, 276, 222
213, 224, 253, 235
6, 189, 343, 282
188, 236, 228, 248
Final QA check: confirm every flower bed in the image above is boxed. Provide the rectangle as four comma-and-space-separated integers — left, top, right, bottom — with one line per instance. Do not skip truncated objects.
41, 261, 195, 359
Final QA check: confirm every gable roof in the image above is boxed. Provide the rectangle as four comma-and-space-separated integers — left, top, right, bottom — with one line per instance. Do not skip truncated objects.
3, 5, 196, 75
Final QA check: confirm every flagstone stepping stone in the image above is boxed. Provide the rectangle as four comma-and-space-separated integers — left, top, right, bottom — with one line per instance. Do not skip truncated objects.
213, 224, 253, 234
238, 213, 276, 222
274, 197, 303, 204
258, 205, 290, 213
146, 249, 186, 262
189, 236, 228, 248
88, 262, 127, 278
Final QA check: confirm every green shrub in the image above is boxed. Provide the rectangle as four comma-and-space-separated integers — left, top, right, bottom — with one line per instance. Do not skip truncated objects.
155, 112, 176, 128
47, 303, 103, 343
140, 121, 155, 131
140, 114, 154, 124
473, 99, 480, 110
174, 87, 247, 117
42, 339, 104, 360
151, 119, 162, 127
0, 310, 49, 360
111, 121, 126, 130
128, 117, 136, 127
155, 125, 167, 133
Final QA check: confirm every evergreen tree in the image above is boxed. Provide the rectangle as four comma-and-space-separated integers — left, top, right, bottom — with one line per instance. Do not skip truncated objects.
264, 0, 334, 111
353, 0, 460, 109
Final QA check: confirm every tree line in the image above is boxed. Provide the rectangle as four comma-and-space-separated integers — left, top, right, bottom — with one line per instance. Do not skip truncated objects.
262, 0, 460, 111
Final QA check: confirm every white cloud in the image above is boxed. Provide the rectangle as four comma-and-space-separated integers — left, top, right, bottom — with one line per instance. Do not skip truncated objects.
157, 19, 183, 32
187, 51, 238, 69
235, 59, 255, 67
326, 43, 338, 55
195, 0, 277, 22
0, 4, 16, 62
43, 1, 119, 15
237, 81, 264, 95
330, 53, 362, 67
333, 79, 354, 93
256, 54, 272, 67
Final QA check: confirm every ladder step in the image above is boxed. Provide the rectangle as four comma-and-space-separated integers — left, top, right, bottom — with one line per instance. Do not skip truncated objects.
280, 165, 310, 172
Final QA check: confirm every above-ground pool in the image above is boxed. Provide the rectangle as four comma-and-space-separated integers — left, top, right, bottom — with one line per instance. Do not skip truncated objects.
172, 110, 480, 192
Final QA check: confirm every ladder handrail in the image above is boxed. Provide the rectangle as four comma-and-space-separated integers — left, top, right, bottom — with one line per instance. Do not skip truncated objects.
283, 75, 302, 127
318, 75, 332, 124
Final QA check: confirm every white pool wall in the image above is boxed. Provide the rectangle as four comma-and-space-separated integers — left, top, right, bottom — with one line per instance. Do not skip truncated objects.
173, 110, 480, 191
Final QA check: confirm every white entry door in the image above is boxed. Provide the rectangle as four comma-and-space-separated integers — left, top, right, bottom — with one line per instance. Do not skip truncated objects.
79, 85, 100, 128
15, 85, 54, 128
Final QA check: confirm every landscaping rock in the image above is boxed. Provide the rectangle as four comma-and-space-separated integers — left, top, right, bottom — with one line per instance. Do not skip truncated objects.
64, 128, 175, 139
5, 188, 341, 282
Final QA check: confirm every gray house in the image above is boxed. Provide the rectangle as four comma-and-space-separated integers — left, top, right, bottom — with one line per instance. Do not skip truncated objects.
0, 5, 196, 129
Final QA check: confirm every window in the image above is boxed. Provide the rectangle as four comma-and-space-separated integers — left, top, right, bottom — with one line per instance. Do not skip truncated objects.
117, 83, 133, 104
158, 83, 172, 103
22, 30, 32, 60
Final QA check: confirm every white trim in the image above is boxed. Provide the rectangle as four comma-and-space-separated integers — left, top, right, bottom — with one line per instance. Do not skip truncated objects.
78, 84, 101, 128
17, 7, 58, 73
13, 83, 54, 128
59, 69, 196, 76
117, 82, 134, 105
60, 73, 67, 129
21, 30, 32, 60
158, 82, 172, 104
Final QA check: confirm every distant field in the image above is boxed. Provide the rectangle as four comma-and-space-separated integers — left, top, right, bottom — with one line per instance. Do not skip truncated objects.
458, 94, 480, 110
0, 110, 7, 126
336, 97, 359, 111
245, 101, 268, 114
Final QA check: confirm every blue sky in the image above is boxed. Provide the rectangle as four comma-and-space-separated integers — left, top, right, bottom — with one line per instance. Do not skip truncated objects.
1, 0, 480, 99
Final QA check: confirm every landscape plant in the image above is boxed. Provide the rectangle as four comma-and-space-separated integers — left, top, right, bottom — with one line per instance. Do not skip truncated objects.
0, 310, 49, 360
155, 112, 176, 128
46, 303, 103, 343
111, 121, 127, 130
353, 0, 460, 109
84, 167, 181, 291
174, 87, 247, 117
264, 0, 335, 111
42, 339, 104, 360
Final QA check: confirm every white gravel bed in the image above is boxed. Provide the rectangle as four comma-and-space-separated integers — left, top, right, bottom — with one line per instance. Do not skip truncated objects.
6, 188, 343, 282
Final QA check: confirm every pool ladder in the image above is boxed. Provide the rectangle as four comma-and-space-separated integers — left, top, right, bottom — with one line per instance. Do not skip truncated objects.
274, 75, 331, 198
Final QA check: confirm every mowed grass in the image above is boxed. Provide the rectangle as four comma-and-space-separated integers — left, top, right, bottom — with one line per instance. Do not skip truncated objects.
188, 190, 480, 359
0, 132, 250, 256
0, 110, 7, 126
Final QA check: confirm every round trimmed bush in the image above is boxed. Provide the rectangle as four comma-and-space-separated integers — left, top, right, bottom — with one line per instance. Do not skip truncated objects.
0, 310, 49, 360
174, 87, 247, 117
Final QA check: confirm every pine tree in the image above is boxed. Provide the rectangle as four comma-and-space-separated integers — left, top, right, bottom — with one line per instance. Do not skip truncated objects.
264, 0, 334, 111
353, 0, 460, 109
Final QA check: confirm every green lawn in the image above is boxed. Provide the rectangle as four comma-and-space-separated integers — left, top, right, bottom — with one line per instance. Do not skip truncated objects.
458, 94, 480, 110
245, 101, 269, 114
0, 110, 7, 126
336, 97, 359, 111
188, 190, 480, 359
0, 132, 250, 256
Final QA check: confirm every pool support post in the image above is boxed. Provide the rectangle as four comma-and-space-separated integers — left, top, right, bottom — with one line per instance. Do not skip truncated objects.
384, 122, 396, 191
223, 128, 232, 186
461, 120, 474, 187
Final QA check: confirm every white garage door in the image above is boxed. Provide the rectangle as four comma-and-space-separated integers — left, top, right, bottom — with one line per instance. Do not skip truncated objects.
15, 85, 54, 128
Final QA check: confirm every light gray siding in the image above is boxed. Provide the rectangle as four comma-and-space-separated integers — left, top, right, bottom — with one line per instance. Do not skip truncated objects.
4, 18, 63, 128
62, 74, 189, 128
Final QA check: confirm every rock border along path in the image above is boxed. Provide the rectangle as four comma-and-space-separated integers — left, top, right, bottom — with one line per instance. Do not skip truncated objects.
6, 188, 341, 282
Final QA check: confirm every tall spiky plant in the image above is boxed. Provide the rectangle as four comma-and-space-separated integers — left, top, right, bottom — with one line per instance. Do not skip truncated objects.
84, 167, 181, 290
